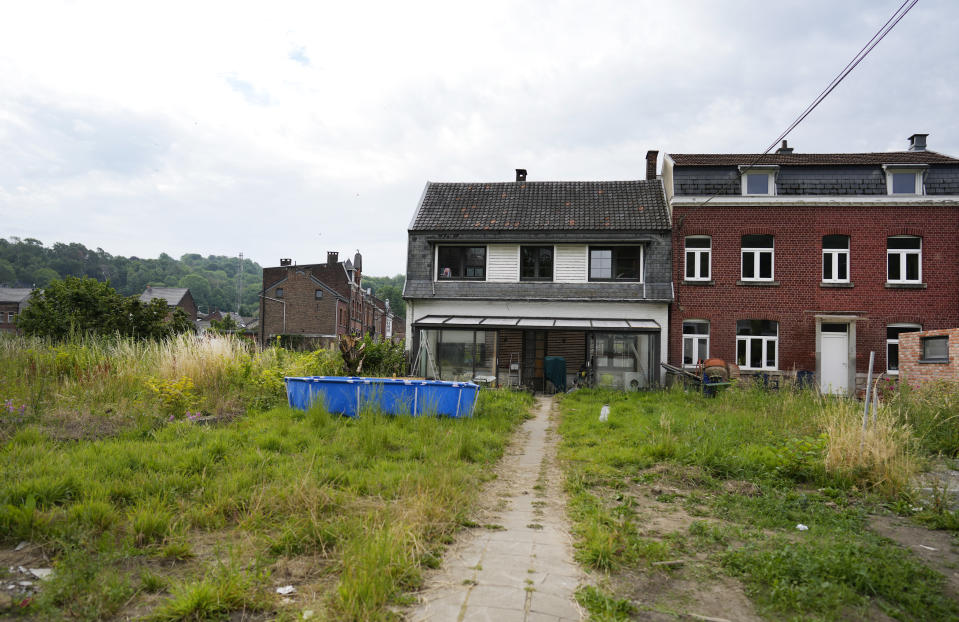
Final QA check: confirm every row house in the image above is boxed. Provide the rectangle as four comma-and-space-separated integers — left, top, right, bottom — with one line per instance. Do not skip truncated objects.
403, 161, 671, 391
0, 288, 32, 334
259, 251, 398, 346
664, 134, 959, 394
139, 286, 198, 322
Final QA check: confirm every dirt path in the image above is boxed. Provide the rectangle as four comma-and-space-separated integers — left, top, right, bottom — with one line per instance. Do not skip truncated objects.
406, 396, 585, 621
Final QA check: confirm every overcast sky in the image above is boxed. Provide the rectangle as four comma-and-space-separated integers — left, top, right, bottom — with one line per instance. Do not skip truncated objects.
1, 0, 956, 275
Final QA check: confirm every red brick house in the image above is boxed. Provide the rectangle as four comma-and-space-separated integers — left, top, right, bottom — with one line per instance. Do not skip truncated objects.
0, 288, 32, 335
258, 251, 398, 346
139, 287, 198, 322
663, 134, 959, 395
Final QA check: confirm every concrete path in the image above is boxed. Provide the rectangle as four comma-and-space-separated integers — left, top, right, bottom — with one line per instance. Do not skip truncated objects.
407, 396, 584, 622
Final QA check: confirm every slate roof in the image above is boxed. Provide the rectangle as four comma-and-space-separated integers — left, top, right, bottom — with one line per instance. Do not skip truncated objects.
0, 288, 33, 303
669, 151, 959, 166
410, 180, 670, 232
139, 287, 190, 306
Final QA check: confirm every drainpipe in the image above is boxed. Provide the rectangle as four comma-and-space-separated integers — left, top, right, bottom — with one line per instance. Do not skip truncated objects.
260, 295, 286, 334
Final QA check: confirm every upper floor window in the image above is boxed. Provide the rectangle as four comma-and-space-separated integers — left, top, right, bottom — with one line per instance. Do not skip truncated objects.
887, 236, 921, 284
886, 323, 921, 374
6, 312, 13, 323
589, 246, 643, 281
740, 166, 778, 196
741, 235, 774, 281
822, 235, 850, 283
736, 319, 778, 370
275, 288, 284, 298
315, 289, 323, 300
684, 236, 711, 281
437, 246, 486, 281
682, 320, 710, 367
520, 246, 554, 281
884, 166, 924, 195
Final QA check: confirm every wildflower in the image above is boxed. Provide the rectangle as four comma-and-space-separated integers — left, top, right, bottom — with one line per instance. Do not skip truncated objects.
169, 414, 175, 422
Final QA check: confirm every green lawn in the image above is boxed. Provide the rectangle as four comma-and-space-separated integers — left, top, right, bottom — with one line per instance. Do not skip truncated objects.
559, 386, 959, 622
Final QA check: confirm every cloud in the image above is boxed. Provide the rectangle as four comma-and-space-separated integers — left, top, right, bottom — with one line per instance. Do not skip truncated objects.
288, 45, 310, 66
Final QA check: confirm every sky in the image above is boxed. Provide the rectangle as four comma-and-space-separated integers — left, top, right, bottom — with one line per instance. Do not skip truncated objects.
1, 0, 956, 276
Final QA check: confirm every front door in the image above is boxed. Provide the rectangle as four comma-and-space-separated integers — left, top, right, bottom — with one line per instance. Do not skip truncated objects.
820, 324, 849, 395
522, 330, 546, 392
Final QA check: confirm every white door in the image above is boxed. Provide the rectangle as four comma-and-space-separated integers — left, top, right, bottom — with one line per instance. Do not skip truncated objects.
821, 328, 849, 395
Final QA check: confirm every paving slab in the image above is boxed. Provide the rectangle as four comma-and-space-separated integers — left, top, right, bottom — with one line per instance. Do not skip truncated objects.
405, 396, 586, 621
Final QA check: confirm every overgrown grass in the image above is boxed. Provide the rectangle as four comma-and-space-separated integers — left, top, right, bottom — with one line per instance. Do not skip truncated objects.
559, 386, 959, 621
0, 331, 533, 619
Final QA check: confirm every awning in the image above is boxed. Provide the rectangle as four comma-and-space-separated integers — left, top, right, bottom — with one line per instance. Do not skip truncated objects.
413, 315, 660, 330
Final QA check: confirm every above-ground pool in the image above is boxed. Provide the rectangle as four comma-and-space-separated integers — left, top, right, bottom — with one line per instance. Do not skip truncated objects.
284, 376, 480, 418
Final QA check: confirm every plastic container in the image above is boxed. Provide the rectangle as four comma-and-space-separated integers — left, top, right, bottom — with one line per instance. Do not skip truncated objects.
284, 376, 480, 418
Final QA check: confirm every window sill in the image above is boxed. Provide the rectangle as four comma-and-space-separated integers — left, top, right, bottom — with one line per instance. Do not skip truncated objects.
885, 282, 927, 289
919, 358, 950, 365
821, 282, 854, 288
737, 280, 780, 287
682, 280, 714, 286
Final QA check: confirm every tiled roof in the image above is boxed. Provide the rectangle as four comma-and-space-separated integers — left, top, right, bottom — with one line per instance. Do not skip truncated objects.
0, 288, 33, 303
410, 180, 670, 231
139, 287, 189, 306
669, 151, 959, 166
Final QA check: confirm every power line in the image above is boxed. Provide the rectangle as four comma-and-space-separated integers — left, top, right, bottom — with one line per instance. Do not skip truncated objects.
678, 0, 920, 228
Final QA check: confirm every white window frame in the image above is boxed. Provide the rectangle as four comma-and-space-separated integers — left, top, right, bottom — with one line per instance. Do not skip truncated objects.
883, 165, 925, 196
886, 323, 921, 375
822, 235, 850, 284
684, 236, 711, 281
736, 321, 778, 370
682, 320, 710, 368
741, 235, 774, 282
886, 236, 922, 284
739, 166, 779, 196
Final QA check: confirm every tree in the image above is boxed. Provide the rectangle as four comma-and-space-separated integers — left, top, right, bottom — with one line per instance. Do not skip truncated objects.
0, 259, 15, 285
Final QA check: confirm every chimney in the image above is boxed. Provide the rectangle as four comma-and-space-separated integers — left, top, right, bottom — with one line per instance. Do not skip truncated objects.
645, 150, 658, 180
146, 285, 152, 294
776, 140, 793, 154
353, 250, 363, 272
908, 133, 928, 151
515, 168, 527, 182
280, 258, 292, 267
327, 251, 339, 267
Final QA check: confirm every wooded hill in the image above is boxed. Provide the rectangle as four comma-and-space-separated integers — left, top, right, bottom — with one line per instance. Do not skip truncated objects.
0, 238, 406, 319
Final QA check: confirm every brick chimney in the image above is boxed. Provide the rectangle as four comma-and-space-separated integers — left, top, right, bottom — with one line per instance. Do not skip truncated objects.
908, 133, 928, 151
327, 251, 339, 267
776, 140, 793, 154
645, 150, 658, 180
515, 169, 527, 182
280, 258, 292, 266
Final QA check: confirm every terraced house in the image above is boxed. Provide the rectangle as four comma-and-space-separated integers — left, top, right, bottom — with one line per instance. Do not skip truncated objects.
664, 134, 959, 395
403, 157, 672, 391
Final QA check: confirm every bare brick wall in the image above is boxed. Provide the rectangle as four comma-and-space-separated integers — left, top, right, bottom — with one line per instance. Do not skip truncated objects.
261, 267, 341, 338
177, 292, 198, 323
669, 204, 959, 375
0, 301, 19, 334
900, 328, 959, 387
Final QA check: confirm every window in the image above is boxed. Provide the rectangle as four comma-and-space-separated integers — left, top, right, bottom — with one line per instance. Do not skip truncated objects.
736, 320, 778, 370
740, 167, 778, 196
887, 324, 921, 374
822, 235, 850, 283
884, 167, 924, 195
741, 235, 774, 281
437, 246, 486, 280
315, 289, 323, 300
275, 288, 284, 298
684, 237, 711, 281
682, 321, 710, 367
6, 312, 13, 323
887, 236, 921, 284
520, 246, 553, 281
921, 336, 949, 363
589, 246, 643, 281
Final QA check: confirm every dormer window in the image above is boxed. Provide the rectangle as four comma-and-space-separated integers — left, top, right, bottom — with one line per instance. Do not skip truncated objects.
436, 246, 486, 281
740, 166, 778, 196
883, 165, 925, 195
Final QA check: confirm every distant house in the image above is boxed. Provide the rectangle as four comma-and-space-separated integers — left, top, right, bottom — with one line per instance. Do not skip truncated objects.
259, 251, 399, 347
0, 288, 33, 335
139, 287, 198, 322
403, 161, 672, 390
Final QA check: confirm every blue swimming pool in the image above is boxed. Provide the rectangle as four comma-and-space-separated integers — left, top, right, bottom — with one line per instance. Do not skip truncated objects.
284, 376, 480, 418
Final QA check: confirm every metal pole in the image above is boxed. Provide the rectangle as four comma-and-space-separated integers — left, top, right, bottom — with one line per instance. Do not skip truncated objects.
861, 351, 874, 450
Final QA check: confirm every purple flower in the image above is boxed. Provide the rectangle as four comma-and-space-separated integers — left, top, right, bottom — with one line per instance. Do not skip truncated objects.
169, 414, 175, 421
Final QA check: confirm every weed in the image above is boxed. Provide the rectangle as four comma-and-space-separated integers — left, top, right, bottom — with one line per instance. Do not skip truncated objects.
575, 585, 636, 621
